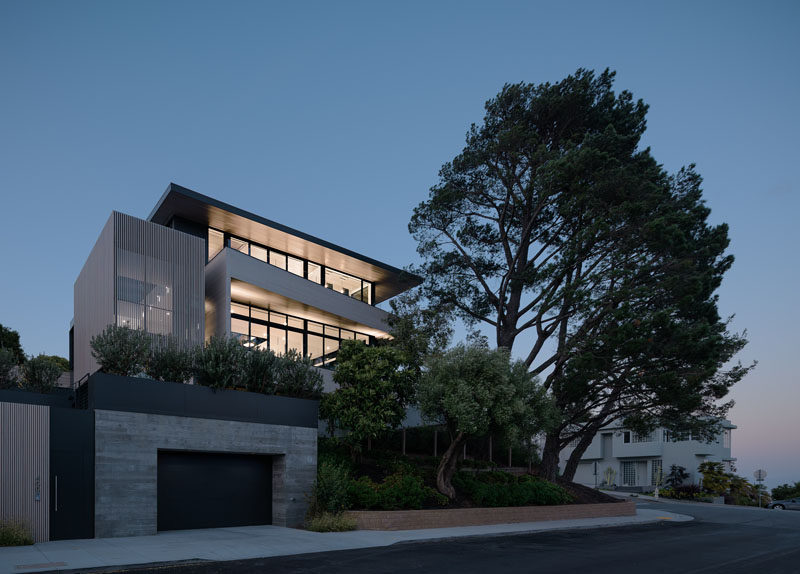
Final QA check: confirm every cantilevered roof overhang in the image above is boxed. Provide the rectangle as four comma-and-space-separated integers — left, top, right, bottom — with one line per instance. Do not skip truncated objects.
148, 183, 422, 304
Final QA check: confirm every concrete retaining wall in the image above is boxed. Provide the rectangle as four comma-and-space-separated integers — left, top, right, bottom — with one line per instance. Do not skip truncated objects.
94, 409, 316, 537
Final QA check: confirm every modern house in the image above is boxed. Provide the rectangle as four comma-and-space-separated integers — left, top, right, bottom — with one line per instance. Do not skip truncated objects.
72, 183, 419, 386
559, 420, 737, 490
0, 183, 420, 542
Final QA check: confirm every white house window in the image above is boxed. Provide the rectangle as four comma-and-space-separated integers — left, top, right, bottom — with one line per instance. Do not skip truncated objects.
663, 430, 691, 442
623, 431, 654, 443
723, 429, 731, 449
621, 461, 637, 486
651, 459, 663, 486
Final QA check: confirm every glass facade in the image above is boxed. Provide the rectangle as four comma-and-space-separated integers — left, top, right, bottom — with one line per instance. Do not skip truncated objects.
230, 301, 371, 367
208, 227, 373, 304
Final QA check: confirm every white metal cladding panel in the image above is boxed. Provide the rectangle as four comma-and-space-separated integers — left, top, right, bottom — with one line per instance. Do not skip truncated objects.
113, 212, 205, 349
0, 402, 49, 542
74, 214, 115, 382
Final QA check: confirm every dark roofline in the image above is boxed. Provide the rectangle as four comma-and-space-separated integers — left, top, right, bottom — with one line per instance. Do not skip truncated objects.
148, 182, 423, 286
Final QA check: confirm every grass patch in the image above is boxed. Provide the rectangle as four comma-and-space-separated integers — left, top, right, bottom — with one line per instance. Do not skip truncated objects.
306, 512, 357, 532
0, 521, 34, 546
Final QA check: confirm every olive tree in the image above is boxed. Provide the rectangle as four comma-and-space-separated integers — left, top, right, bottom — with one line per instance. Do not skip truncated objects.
418, 343, 554, 498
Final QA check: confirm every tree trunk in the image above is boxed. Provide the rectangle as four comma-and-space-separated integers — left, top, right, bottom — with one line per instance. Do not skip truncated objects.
562, 431, 597, 482
540, 431, 561, 481
436, 431, 465, 499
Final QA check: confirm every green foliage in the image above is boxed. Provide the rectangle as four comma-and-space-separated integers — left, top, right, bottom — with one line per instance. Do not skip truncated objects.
727, 475, 767, 506
238, 344, 277, 393
146, 336, 193, 383
308, 462, 352, 517
419, 343, 554, 498
322, 340, 415, 455
772, 482, 800, 500
697, 462, 730, 495
347, 474, 447, 510
274, 350, 323, 399
20, 355, 62, 393
419, 344, 554, 442
408, 68, 751, 480
306, 512, 357, 532
90, 324, 151, 376
193, 337, 323, 399
0, 520, 34, 546
665, 465, 690, 488
0, 348, 19, 389
453, 472, 572, 507
659, 484, 702, 500
39, 355, 69, 372
0, 324, 25, 365
385, 289, 452, 374
192, 336, 246, 389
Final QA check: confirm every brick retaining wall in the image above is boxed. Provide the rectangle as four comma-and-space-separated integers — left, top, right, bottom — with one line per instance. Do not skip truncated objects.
345, 500, 636, 530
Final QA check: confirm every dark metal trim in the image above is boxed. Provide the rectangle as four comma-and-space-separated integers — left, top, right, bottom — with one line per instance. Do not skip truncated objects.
85, 373, 319, 428
148, 182, 423, 286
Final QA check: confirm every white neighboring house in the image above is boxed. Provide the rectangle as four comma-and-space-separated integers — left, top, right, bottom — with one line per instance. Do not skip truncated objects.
558, 420, 737, 490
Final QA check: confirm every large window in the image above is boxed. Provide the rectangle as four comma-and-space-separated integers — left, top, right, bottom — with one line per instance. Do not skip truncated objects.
622, 431, 655, 444
229, 301, 372, 367
116, 248, 174, 336
621, 461, 637, 486
208, 227, 373, 304
651, 459, 663, 486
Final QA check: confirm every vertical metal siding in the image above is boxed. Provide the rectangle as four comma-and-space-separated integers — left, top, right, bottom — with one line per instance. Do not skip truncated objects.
0, 402, 49, 542
113, 212, 205, 350
74, 214, 115, 382
74, 212, 205, 380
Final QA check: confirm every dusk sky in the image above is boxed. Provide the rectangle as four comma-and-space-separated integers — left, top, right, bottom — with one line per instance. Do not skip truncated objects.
1, 1, 797, 487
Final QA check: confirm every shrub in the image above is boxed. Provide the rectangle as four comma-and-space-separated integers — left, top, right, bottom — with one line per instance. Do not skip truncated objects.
453, 472, 572, 507
274, 350, 323, 399
308, 462, 351, 517
146, 336, 193, 383
347, 474, 447, 510
376, 473, 439, 510
192, 336, 246, 389
698, 462, 730, 495
665, 464, 689, 488
662, 484, 702, 500
240, 346, 277, 393
772, 482, 800, 500
0, 521, 34, 546
90, 325, 151, 376
20, 355, 62, 393
306, 512, 357, 532
348, 476, 381, 509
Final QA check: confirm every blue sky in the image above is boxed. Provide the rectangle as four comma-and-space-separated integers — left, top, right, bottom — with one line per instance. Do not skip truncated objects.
1, 0, 797, 487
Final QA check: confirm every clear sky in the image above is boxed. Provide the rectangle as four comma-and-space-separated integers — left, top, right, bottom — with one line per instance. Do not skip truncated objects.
1, 1, 797, 488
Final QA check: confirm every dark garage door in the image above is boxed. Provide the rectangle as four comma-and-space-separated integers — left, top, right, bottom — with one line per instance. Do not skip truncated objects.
157, 450, 272, 531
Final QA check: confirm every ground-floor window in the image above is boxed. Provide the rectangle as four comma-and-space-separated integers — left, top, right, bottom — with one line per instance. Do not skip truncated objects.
651, 459, 663, 486
230, 300, 371, 367
621, 461, 637, 486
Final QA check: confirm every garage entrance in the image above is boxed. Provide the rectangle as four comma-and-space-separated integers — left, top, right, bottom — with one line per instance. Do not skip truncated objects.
157, 450, 272, 531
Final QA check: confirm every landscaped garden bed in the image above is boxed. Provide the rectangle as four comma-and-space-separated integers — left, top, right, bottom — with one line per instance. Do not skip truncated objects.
308, 438, 631, 531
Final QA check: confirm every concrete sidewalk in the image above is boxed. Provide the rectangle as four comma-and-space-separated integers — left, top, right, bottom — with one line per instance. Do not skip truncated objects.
0, 508, 692, 573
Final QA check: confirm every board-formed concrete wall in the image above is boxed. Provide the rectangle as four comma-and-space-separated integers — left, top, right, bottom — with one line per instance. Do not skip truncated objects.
94, 409, 316, 537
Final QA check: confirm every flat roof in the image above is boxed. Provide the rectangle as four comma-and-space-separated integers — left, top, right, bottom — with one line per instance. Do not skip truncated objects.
148, 183, 422, 303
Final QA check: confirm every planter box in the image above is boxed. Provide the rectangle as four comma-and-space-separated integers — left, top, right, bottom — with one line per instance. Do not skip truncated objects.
83, 372, 318, 428
345, 500, 636, 530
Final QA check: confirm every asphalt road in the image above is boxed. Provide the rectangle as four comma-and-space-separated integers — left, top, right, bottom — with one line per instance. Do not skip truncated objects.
77, 501, 800, 574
